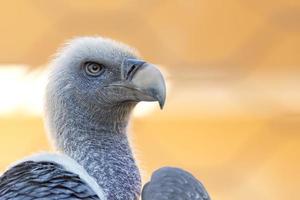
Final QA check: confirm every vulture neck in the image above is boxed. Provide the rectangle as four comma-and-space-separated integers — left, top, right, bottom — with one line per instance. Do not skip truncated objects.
50, 102, 141, 200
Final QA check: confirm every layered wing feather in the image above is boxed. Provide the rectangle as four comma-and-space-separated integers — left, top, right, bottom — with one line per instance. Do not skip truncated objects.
0, 161, 100, 200
142, 167, 211, 200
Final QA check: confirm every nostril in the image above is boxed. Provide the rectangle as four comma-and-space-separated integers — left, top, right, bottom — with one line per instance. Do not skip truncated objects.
123, 59, 146, 81
126, 65, 137, 80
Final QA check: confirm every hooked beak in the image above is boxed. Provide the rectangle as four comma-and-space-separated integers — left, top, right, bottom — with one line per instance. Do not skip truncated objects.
111, 58, 166, 109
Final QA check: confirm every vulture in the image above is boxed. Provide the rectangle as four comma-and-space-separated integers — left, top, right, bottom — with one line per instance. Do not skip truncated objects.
0, 37, 211, 200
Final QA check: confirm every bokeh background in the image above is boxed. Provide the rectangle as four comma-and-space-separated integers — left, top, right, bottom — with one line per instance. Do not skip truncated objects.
0, 1, 299, 199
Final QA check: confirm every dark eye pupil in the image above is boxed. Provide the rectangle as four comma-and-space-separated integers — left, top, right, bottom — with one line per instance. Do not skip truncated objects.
92, 65, 98, 71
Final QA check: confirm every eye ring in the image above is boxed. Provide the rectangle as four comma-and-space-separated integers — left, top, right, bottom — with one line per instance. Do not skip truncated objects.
84, 62, 104, 76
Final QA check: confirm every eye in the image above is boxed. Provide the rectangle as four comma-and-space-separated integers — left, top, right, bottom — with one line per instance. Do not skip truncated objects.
84, 62, 104, 76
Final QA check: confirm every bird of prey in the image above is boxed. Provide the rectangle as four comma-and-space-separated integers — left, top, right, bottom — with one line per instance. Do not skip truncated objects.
0, 37, 211, 200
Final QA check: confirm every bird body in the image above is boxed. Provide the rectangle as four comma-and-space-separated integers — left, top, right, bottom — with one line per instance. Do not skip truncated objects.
0, 36, 210, 200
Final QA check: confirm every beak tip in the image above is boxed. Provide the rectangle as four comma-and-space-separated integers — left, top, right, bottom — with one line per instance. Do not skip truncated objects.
159, 102, 164, 110
157, 95, 166, 110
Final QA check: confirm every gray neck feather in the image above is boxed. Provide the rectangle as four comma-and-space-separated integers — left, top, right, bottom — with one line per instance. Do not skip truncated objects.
46, 96, 141, 200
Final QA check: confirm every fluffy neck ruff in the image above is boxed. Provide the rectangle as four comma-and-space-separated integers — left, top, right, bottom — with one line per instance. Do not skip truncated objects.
45, 94, 141, 200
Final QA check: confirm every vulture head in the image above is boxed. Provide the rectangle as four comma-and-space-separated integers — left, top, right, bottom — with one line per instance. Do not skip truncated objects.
45, 36, 166, 137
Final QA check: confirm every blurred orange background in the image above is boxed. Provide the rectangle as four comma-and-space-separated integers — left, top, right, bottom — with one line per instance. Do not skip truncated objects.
0, 1, 299, 200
